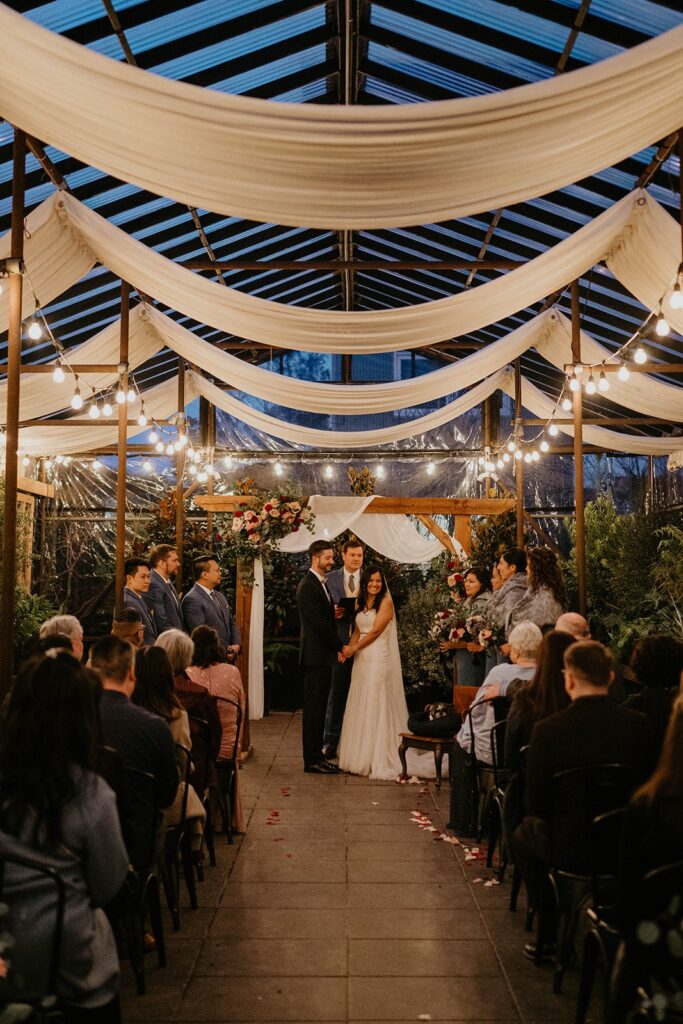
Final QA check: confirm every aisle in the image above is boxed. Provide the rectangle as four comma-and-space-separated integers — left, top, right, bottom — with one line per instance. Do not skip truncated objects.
121, 712, 576, 1023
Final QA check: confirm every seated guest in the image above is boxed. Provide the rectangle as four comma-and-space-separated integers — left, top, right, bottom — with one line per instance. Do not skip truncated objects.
555, 612, 636, 702
509, 547, 566, 634
0, 651, 128, 1021
456, 622, 543, 766
181, 555, 241, 657
145, 544, 184, 633
112, 607, 144, 649
513, 640, 656, 958
154, 630, 222, 783
34, 631, 76, 657
555, 612, 591, 640
90, 636, 177, 869
624, 635, 683, 751
123, 558, 156, 645
132, 646, 205, 849
186, 625, 246, 832
39, 613, 84, 662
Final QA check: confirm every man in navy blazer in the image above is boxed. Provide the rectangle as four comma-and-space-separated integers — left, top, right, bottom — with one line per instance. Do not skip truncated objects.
323, 540, 364, 758
181, 554, 241, 655
122, 558, 157, 645
145, 544, 184, 634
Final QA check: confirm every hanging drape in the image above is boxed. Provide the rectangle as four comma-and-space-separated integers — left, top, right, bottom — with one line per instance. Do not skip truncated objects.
248, 557, 265, 721
3, 189, 683, 353
15, 374, 197, 457
1, 4, 682, 229
189, 368, 511, 449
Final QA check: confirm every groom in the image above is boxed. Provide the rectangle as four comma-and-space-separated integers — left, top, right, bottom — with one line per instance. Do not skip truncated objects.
296, 540, 345, 775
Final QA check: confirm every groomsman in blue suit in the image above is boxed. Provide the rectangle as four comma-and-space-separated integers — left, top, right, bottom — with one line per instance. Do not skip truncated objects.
323, 540, 364, 758
145, 544, 184, 634
181, 554, 241, 656
123, 558, 157, 645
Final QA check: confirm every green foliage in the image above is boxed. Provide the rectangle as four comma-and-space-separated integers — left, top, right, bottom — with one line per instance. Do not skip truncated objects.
566, 493, 683, 659
397, 579, 453, 695
263, 640, 296, 675
13, 587, 58, 665
469, 509, 530, 569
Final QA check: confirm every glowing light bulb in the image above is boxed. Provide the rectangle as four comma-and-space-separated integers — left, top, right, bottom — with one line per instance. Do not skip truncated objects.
598, 371, 610, 392
102, 402, 113, 417
137, 412, 148, 427
548, 423, 559, 437
531, 450, 540, 462
197, 470, 209, 483
617, 363, 630, 381
585, 375, 597, 395
173, 441, 181, 453
484, 460, 495, 472
178, 434, 188, 448
127, 388, 136, 403
116, 389, 126, 404
507, 441, 516, 453
63, 456, 71, 466
89, 402, 100, 419
669, 282, 683, 310
376, 465, 386, 479
93, 459, 102, 470
502, 452, 510, 464
143, 460, 153, 473
634, 346, 647, 365
523, 452, 533, 464
324, 464, 334, 479
496, 459, 504, 470
514, 449, 523, 461
274, 461, 284, 477
540, 439, 550, 453
561, 397, 572, 412
70, 387, 83, 410
21, 456, 29, 467
426, 461, 435, 476
574, 363, 584, 377
155, 441, 164, 453
477, 456, 485, 466
53, 364, 65, 384
165, 444, 174, 456
655, 314, 670, 337
224, 456, 233, 468
27, 320, 42, 341
189, 464, 197, 476
569, 376, 580, 392
44, 459, 53, 469
55, 454, 64, 465
148, 429, 158, 444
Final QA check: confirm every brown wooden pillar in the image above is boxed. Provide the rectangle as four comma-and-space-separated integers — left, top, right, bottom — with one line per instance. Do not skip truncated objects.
0, 128, 26, 692
571, 279, 587, 615
514, 359, 524, 548
175, 358, 185, 591
206, 402, 216, 547
236, 563, 252, 754
114, 282, 130, 612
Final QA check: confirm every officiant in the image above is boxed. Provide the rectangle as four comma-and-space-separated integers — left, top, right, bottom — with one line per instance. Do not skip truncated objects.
322, 540, 364, 759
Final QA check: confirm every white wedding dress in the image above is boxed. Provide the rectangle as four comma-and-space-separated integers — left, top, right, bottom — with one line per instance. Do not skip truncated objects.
338, 608, 436, 781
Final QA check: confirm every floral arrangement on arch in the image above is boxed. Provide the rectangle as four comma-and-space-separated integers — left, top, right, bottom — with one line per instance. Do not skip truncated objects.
227, 481, 315, 565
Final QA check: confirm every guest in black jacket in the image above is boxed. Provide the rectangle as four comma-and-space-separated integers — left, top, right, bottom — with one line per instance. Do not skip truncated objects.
513, 640, 656, 957
295, 540, 344, 775
624, 634, 683, 751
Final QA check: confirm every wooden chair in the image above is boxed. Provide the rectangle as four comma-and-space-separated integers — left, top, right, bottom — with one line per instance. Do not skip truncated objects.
398, 686, 480, 790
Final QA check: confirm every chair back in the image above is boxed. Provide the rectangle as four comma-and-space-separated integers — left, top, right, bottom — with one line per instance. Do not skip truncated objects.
174, 743, 192, 826
464, 695, 511, 765
590, 806, 627, 907
123, 765, 159, 873
0, 850, 66, 1004
214, 696, 243, 763
489, 718, 509, 789
632, 859, 683, 997
188, 716, 213, 793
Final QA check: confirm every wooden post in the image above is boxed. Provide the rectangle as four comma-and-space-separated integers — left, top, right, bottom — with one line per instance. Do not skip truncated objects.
37, 460, 48, 594
175, 358, 185, 592
514, 359, 524, 548
0, 128, 26, 693
571, 279, 587, 615
206, 402, 216, 547
236, 562, 252, 754
114, 282, 130, 612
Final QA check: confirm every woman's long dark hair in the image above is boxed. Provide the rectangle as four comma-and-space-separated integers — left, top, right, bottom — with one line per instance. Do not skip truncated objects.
527, 547, 566, 604
500, 547, 527, 574
132, 645, 181, 721
636, 696, 683, 803
357, 564, 388, 611
466, 565, 492, 593
513, 630, 574, 725
191, 625, 227, 669
0, 653, 98, 849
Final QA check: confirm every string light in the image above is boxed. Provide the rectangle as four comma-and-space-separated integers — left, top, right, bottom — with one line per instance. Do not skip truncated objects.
634, 346, 648, 364
224, 456, 233, 468
55, 454, 64, 465
165, 443, 174, 456
496, 458, 504, 470
569, 375, 581, 392
178, 434, 188, 448
137, 411, 148, 427
21, 456, 29, 467
27, 319, 42, 341
148, 429, 158, 444
502, 452, 510, 464
127, 388, 136, 403
574, 363, 584, 377
102, 401, 113, 417
274, 461, 284, 477
669, 272, 683, 310
375, 464, 386, 479
89, 401, 100, 419
548, 422, 559, 437
617, 363, 630, 381
142, 460, 153, 473
561, 397, 572, 411
655, 312, 670, 337
585, 374, 597, 395
197, 470, 209, 483
507, 440, 516, 453
523, 452, 533, 464
155, 441, 164, 453
92, 459, 102, 471
116, 388, 126, 404
514, 449, 523, 461
52, 362, 65, 384
540, 439, 550, 453
189, 464, 197, 476
324, 463, 334, 479
598, 371, 610, 393
70, 385, 83, 410
426, 460, 435, 476
531, 450, 540, 462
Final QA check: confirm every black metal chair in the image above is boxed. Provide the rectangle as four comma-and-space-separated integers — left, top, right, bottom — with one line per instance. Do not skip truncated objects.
159, 743, 196, 932
189, 715, 223, 862
0, 850, 65, 1019
213, 695, 244, 845
483, 716, 510, 874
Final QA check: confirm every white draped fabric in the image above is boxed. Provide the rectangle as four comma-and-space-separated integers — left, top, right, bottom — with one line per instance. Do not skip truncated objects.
3, 190, 683, 354
248, 557, 265, 721
15, 374, 198, 457
189, 368, 510, 449
1, 5, 682, 229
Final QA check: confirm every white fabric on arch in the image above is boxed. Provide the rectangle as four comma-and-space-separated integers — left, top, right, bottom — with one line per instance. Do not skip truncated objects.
189, 368, 510, 448
16, 373, 198, 457
278, 496, 375, 552
1, 5, 682, 229
248, 557, 265, 721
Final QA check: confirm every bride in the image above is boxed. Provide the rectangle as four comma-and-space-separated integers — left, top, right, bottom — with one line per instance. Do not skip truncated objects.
338, 565, 432, 781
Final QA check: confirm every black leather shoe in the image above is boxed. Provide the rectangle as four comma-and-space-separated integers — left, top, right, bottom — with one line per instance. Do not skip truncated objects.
322, 761, 342, 773
304, 762, 337, 774
322, 746, 337, 759
523, 942, 556, 963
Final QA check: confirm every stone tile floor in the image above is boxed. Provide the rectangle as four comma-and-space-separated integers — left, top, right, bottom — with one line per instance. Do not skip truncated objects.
121, 712, 588, 1023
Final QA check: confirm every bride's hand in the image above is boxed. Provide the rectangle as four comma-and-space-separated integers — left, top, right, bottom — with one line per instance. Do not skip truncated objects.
343, 644, 355, 658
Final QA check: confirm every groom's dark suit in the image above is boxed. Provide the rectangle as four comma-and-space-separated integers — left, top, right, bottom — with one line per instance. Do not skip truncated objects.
296, 570, 344, 768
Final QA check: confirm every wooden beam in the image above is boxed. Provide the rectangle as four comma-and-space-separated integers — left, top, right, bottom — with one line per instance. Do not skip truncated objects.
176, 358, 185, 592
0, 128, 26, 694
182, 258, 523, 273
415, 514, 456, 555
514, 358, 524, 547
17, 476, 56, 499
19, 418, 173, 427
0, 363, 122, 374
193, 495, 516, 515
521, 416, 676, 427
571, 280, 587, 616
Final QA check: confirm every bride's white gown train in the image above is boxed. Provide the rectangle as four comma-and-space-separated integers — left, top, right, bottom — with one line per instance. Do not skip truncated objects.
338, 609, 436, 780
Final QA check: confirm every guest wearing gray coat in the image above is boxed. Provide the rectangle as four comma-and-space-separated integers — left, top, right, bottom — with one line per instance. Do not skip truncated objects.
489, 547, 529, 663
508, 547, 566, 633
